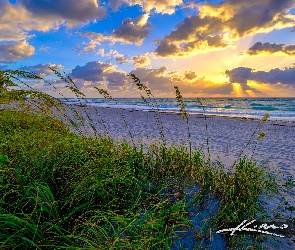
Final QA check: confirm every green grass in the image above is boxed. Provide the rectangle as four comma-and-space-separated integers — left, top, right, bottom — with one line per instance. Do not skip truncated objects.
0, 69, 280, 249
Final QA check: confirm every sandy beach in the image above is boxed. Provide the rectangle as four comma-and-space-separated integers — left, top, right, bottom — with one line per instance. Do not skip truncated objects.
62, 104, 295, 247
2, 102, 295, 247
60, 104, 295, 176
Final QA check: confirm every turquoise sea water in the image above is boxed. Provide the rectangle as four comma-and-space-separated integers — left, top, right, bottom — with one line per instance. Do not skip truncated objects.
58, 98, 295, 121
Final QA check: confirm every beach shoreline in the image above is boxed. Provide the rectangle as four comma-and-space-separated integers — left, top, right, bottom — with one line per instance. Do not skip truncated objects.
72, 103, 295, 122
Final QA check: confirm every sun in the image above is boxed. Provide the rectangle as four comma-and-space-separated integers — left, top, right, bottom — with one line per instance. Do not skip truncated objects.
219, 74, 229, 83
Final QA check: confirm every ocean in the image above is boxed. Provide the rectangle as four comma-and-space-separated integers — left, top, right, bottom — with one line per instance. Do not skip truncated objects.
58, 98, 295, 121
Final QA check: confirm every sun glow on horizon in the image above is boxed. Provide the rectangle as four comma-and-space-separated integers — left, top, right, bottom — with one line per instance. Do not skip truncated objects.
232, 83, 243, 96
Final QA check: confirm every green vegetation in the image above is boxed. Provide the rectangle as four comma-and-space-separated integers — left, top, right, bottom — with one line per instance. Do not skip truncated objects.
0, 69, 280, 249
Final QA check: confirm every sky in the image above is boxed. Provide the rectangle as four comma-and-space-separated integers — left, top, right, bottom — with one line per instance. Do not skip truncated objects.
1, 0, 295, 98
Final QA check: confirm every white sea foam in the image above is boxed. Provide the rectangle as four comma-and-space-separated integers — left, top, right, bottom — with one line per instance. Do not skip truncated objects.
59, 98, 295, 121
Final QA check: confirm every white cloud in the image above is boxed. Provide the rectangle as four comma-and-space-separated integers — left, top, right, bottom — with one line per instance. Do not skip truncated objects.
0, 40, 35, 63
81, 40, 102, 53
20, 63, 64, 77
39, 45, 51, 52
0, 0, 106, 42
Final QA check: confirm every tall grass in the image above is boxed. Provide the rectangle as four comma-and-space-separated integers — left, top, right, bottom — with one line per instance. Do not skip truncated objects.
94, 87, 135, 146
129, 73, 166, 144
0, 68, 281, 249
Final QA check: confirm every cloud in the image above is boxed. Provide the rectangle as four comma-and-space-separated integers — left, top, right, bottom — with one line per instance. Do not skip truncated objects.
80, 40, 102, 53
109, 0, 182, 14
20, 63, 64, 77
0, 40, 35, 63
154, 40, 181, 57
70, 61, 129, 89
107, 50, 129, 64
154, 0, 295, 57
77, 45, 130, 64
129, 67, 206, 95
68, 61, 210, 96
79, 14, 152, 46
19, 0, 106, 23
225, 64, 295, 86
0, 1, 31, 41
0, 1, 63, 42
225, 67, 253, 89
96, 48, 105, 56
242, 42, 295, 56
78, 32, 115, 45
104, 71, 130, 89
63, 61, 277, 97
184, 70, 198, 80
113, 14, 152, 44
71, 61, 113, 81
128, 67, 246, 97
115, 55, 129, 64
132, 53, 150, 67
39, 45, 51, 52
0, 0, 106, 42
97, 49, 130, 64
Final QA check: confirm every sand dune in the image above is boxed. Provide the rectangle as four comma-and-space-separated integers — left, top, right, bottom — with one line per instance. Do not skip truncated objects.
2, 102, 295, 247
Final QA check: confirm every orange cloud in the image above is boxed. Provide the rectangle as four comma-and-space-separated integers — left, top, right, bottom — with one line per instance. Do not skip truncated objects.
154, 0, 295, 57
132, 53, 150, 68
